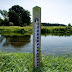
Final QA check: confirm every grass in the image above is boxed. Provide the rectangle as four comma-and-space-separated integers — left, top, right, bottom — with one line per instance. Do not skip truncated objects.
0, 52, 72, 72
0, 26, 72, 35
0, 52, 33, 72
0, 26, 32, 34
41, 26, 72, 34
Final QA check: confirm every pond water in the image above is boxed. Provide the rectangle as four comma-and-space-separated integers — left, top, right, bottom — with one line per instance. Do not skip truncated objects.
0, 34, 72, 56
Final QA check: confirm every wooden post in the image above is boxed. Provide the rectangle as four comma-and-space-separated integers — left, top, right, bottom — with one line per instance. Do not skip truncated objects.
33, 6, 42, 68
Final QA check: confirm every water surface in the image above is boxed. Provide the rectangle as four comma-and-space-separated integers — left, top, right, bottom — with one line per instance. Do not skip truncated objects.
0, 34, 72, 56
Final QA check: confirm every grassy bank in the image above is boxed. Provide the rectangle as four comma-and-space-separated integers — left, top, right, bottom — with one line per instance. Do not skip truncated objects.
0, 26, 32, 35
0, 26, 72, 34
41, 26, 72, 34
0, 52, 72, 72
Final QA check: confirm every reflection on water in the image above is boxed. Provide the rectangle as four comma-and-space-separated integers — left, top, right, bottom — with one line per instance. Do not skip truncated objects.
0, 34, 72, 56
2, 35, 30, 48
0, 35, 32, 52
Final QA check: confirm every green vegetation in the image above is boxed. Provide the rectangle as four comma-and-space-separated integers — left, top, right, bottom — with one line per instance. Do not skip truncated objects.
0, 10, 8, 19
9, 5, 31, 26
0, 26, 72, 35
0, 5, 31, 26
42, 23, 66, 26
0, 52, 72, 72
41, 26, 72, 34
0, 26, 32, 35
0, 52, 33, 72
68, 23, 71, 27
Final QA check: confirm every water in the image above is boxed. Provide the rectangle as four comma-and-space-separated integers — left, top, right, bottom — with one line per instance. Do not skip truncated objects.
0, 34, 72, 56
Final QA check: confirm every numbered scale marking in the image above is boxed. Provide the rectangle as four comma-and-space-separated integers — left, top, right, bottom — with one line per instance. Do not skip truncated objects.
34, 18, 39, 67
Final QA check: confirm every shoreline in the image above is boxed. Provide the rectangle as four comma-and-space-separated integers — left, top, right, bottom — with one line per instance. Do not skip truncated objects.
0, 26, 72, 35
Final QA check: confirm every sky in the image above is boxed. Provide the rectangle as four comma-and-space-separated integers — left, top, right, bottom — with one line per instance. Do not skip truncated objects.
0, 0, 72, 25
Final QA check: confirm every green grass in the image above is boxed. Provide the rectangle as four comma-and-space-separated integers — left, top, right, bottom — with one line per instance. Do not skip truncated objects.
0, 26, 72, 37
0, 26, 72, 34
0, 26, 32, 34
0, 52, 33, 72
0, 52, 72, 72
41, 26, 72, 34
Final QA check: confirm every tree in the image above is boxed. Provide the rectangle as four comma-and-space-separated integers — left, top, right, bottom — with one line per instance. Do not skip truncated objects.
21, 10, 31, 25
0, 10, 8, 19
68, 23, 71, 26
0, 10, 9, 26
9, 5, 31, 26
8, 11, 20, 26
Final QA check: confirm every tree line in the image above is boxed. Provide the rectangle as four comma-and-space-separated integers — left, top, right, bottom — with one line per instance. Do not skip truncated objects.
0, 5, 31, 26
42, 23, 67, 26
41, 23, 72, 26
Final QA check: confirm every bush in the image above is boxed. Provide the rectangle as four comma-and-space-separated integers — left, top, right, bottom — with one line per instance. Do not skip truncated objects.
9, 22, 14, 26
68, 23, 71, 26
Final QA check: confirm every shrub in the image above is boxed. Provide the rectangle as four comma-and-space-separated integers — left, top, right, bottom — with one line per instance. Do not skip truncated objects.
9, 22, 14, 26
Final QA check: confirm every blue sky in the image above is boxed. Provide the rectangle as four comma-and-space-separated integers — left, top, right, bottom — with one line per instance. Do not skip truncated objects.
0, 0, 72, 25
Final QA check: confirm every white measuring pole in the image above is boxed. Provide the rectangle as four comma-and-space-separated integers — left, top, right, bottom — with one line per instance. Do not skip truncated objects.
33, 6, 41, 68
